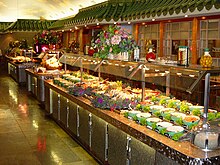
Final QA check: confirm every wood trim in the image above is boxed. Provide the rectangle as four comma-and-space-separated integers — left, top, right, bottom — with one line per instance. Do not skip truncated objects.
133, 24, 138, 44
192, 18, 199, 64
159, 22, 164, 57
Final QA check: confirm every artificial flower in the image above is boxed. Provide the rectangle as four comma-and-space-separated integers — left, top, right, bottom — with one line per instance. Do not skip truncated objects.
92, 25, 138, 59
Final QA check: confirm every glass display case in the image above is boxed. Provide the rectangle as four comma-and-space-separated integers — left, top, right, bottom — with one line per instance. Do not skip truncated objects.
59, 53, 220, 110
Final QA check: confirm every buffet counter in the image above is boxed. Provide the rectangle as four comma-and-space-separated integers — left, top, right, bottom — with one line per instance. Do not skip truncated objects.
25, 69, 70, 103
59, 54, 220, 110
44, 80, 220, 165
8, 61, 35, 84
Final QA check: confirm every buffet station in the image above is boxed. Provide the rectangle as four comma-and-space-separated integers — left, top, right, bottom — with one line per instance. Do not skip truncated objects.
7, 56, 36, 85
25, 51, 64, 103
43, 53, 220, 164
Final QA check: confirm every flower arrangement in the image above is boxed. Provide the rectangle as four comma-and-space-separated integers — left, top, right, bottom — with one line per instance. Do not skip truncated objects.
33, 30, 62, 45
92, 25, 138, 59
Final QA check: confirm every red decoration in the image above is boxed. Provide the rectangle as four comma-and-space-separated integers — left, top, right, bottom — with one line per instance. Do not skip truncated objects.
146, 48, 156, 61
88, 48, 95, 56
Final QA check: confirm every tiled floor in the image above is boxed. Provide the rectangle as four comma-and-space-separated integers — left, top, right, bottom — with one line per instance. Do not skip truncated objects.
0, 63, 98, 165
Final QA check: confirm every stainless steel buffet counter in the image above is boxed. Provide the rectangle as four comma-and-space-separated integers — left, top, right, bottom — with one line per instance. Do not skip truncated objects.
25, 69, 70, 103
44, 80, 220, 165
8, 61, 35, 84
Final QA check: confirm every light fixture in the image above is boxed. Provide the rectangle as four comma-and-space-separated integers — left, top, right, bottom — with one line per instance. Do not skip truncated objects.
70, 29, 72, 31
97, 22, 99, 25
128, 22, 131, 24
184, 15, 188, 18
85, 24, 87, 27
62, 30, 64, 32
152, 18, 155, 21
114, 22, 117, 24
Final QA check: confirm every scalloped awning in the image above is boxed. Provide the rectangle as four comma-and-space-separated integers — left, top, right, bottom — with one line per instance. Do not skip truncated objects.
4, 19, 55, 32
55, 0, 220, 28
0, 22, 13, 32
122, 0, 220, 20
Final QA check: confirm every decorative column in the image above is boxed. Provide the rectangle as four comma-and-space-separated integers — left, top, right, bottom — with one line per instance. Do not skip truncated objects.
159, 22, 164, 57
192, 18, 199, 64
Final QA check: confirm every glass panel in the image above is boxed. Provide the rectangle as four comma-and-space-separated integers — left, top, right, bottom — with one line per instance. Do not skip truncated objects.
208, 40, 220, 57
200, 40, 207, 49
200, 21, 207, 29
189, 22, 192, 29
151, 24, 158, 32
145, 33, 151, 38
180, 32, 189, 39
141, 26, 145, 33
208, 30, 218, 39
189, 31, 192, 38
201, 30, 206, 39
165, 32, 170, 38
172, 32, 180, 39
208, 20, 218, 29
180, 22, 189, 31
172, 23, 179, 31
165, 23, 170, 31
151, 32, 158, 39
145, 26, 151, 32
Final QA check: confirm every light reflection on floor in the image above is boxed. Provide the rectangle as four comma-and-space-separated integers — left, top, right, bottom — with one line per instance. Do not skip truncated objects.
0, 63, 98, 165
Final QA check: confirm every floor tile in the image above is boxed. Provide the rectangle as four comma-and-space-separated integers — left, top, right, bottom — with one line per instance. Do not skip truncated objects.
0, 64, 98, 165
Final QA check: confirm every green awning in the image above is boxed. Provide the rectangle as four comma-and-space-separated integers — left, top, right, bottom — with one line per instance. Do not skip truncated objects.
40, 0, 220, 30
49, 19, 66, 30
123, 0, 220, 20
61, 0, 220, 27
4, 19, 55, 32
0, 22, 13, 32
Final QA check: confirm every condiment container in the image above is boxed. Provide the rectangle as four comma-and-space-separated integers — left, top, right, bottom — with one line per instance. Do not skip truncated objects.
200, 48, 213, 68
191, 122, 220, 151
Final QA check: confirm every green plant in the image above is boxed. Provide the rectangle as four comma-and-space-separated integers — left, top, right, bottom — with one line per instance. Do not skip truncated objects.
143, 105, 150, 112
191, 109, 202, 117
179, 103, 189, 113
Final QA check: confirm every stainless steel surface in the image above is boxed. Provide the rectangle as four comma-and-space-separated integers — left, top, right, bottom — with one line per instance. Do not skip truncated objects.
8, 61, 35, 84
204, 73, 210, 121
